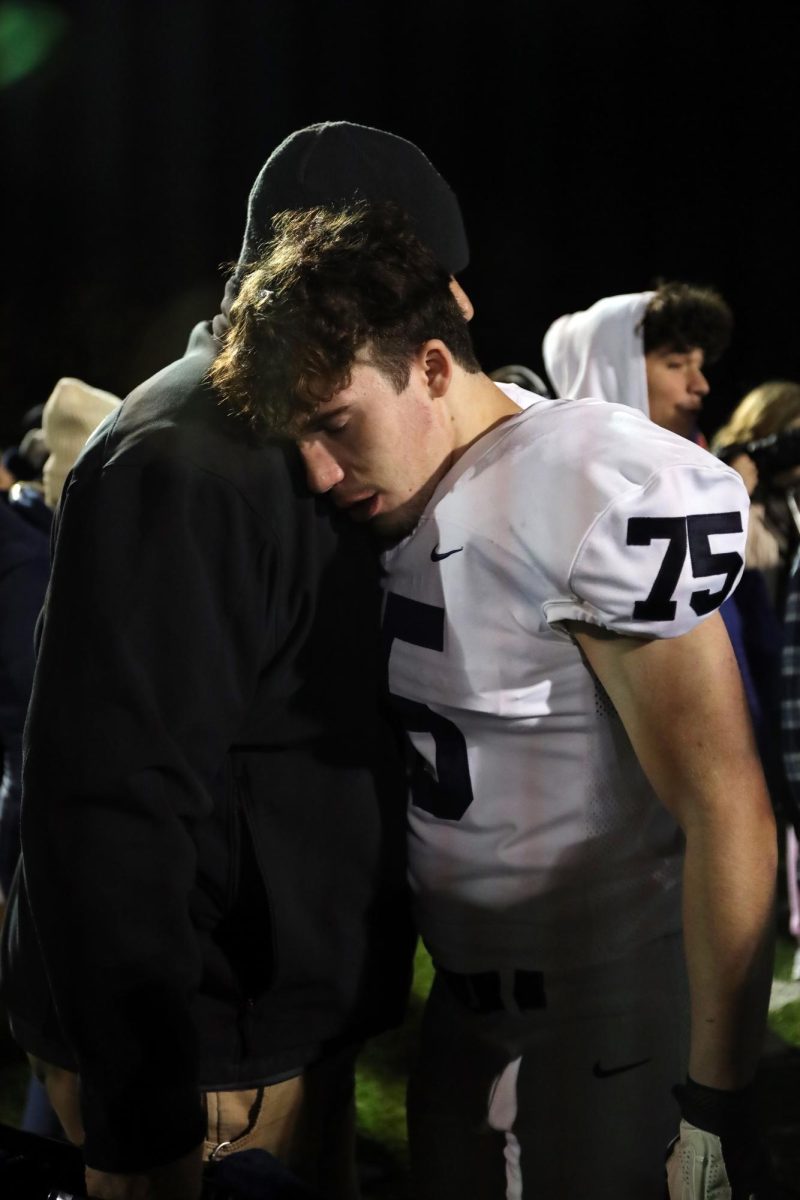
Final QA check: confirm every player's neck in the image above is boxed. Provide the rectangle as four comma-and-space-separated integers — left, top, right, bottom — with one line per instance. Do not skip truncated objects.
448, 373, 523, 465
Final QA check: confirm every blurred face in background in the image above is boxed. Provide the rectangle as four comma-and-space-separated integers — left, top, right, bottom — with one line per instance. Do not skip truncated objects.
645, 346, 709, 439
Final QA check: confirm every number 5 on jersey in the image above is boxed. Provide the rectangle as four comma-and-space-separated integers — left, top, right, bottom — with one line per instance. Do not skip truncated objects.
383, 592, 473, 821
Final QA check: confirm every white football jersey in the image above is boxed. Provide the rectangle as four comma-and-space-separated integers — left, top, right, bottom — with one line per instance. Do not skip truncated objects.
382, 390, 749, 972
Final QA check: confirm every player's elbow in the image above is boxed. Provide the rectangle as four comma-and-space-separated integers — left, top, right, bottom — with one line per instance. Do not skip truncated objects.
677, 765, 778, 868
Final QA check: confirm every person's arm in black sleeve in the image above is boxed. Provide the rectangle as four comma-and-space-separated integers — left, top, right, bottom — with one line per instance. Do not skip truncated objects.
20, 453, 273, 1180
0, 513, 50, 896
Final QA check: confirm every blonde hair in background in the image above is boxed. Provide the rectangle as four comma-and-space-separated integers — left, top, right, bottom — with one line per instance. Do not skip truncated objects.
711, 380, 800, 455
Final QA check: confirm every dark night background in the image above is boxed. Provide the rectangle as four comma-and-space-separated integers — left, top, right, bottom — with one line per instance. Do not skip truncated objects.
2, 0, 799, 447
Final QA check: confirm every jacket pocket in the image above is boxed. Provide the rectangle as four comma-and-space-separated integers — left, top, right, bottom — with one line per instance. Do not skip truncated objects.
212, 755, 275, 1004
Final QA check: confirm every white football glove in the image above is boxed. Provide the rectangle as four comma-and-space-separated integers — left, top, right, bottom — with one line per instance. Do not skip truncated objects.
666, 1120, 757, 1200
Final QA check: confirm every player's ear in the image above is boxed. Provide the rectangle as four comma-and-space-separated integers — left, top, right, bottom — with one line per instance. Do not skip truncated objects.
449, 278, 474, 321
419, 341, 453, 399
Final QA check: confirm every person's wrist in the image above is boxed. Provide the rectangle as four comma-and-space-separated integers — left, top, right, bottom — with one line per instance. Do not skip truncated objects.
673, 1074, 755, 1139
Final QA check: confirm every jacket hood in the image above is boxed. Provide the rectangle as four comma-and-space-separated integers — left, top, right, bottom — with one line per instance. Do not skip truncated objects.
240, 121, 468, 274
215, 120, 469, 332
542, 292, 655, 415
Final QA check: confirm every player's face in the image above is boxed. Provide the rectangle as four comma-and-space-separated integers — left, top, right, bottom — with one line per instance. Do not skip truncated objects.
297, 356, 455, 544
644, 346, 710, 440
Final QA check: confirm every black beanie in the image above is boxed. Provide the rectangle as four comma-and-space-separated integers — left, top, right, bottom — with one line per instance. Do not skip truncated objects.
235, 121, 469, 280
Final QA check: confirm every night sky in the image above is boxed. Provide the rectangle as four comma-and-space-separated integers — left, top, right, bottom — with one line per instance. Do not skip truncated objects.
2, 0, 799, 446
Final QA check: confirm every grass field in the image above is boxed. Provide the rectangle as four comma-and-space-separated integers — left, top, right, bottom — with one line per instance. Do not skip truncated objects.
770, 934, 800, 1043
354, 942, 432, 1187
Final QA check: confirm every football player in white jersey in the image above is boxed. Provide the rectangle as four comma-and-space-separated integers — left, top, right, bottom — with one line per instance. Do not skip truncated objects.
212, 204, 777, 1199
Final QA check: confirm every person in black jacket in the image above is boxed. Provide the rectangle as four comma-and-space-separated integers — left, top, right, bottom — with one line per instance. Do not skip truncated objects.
0, 499, 50, 900
0, 122, 470, 1200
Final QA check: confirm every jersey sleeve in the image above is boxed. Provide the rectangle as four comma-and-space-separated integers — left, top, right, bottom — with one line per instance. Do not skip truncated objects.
542, 461, 749, 638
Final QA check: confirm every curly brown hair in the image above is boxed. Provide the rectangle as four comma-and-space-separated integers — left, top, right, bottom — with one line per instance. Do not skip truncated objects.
210, 202, 480, 436
641, 281, 733, 363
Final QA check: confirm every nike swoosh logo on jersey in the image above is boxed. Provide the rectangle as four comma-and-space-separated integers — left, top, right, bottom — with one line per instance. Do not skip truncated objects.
592, 1057, 651, 1079
431, 545, 464, 561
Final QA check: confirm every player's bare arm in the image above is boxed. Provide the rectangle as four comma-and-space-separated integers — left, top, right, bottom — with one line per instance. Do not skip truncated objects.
567, 612, 777, 1091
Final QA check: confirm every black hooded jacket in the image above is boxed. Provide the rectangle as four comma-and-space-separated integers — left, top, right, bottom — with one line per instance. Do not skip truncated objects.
0, 318, 413, 1172
0, 121, 469, 1174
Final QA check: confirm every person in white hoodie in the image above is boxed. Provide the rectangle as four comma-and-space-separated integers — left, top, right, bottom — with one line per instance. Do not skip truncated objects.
542, 283, 732, 442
